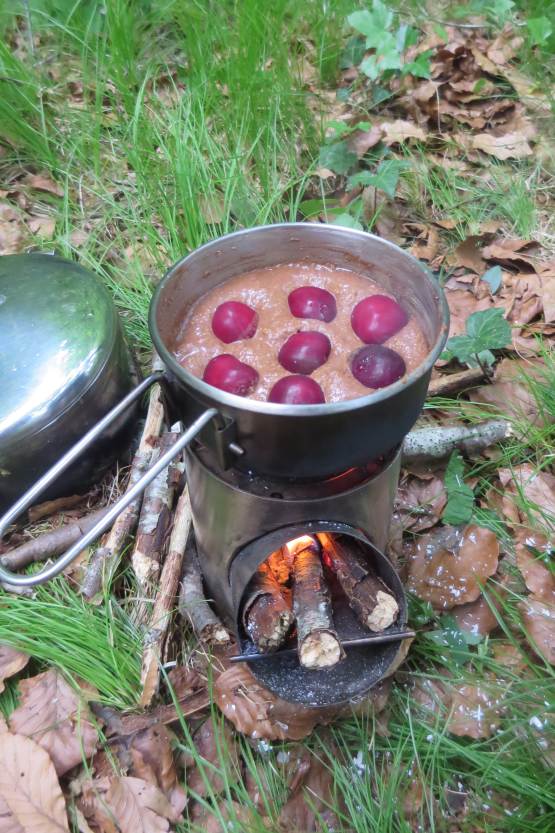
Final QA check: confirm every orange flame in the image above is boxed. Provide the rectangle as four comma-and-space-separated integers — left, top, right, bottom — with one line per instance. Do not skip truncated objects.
285, 535, 315, 558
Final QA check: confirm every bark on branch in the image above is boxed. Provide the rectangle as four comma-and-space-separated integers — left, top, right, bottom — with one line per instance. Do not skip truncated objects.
402, 418, 509, 465
242, 566, 294, 653
291, 538, 344, 670
178, 538, 230, 645
319, 533, 398, 632
427, 367, 486, 398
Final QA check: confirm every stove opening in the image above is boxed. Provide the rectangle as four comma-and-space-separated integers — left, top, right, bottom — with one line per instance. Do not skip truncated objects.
231, 524, 409, 706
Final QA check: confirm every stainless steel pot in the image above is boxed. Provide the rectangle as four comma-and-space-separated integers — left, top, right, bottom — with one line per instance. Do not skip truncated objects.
0, 253, 140, 515
0, 225, 448, 587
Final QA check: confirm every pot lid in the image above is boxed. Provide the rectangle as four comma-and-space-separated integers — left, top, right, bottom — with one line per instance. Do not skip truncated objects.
0, 253, 117, 450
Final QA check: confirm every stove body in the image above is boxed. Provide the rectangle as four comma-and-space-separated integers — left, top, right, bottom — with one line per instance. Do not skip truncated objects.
186, 442, 408, 706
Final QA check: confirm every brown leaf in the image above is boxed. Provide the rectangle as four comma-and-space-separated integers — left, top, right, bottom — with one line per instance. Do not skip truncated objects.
347, 124, 384, 156
27, 174, 64, 197
0, 646, 29, 695
69, 229, 90, 248
130, 725, 186, 816
379, 120, 427, 145
0, 732, 69, 832
470, 357, 550, 436
213, 665, 334, 740
406, 226, 440, 262
455, 236, 487, 275
472, 132, 533, 160
452, 576, 507, 636
394, 474, 447, 533
81, 776, 180, 833
166, 666, 204, 700
28, 494, 85, 523
186, 718, 240, 798
9, 668, 100, 775
447, 678, 503, 738
278, 749, 345, 833
518, 596, 555, 665
405, 524, 499, 609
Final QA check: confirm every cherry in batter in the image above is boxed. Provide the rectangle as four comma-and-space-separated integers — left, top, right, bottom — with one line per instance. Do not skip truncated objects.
174, 262, 429, 403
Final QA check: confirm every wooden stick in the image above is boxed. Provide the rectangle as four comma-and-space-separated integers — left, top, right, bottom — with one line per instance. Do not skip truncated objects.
1, 506, 110, 571
402, 418, 509, 465
291, 537, 344, 670
319, 533, 399, 632
139, 487, 193, 707
131, 430, 181, 601
427, 367, 485, 398
81, 360, 165, 601
178, 538, 230, 645
242, 565, 294, 653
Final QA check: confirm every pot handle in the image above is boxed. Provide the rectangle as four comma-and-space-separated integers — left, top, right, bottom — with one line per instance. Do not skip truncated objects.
0, 373, 218, 588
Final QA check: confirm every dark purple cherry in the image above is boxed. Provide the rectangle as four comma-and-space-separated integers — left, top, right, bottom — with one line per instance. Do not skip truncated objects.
268, 375, 326, 405
288, 286, 337, 323
203, 354, 258, 396
211, 301, 258, 344
351, 295, 408, 345
350, 345, 406, 389
278, 331, 331, 376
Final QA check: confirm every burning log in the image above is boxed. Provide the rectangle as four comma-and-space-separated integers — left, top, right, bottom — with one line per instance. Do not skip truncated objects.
291, 537, 344, 671
242, 565, 294, 653
319, 533, 399, 632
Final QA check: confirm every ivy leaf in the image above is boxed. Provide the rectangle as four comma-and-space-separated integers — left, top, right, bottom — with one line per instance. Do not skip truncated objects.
433, 23, 449, 42
347, 10, 381, 39
379, 48, 403, 70
408, 593, 435, 627
318, 141, 357, 174
329, 213, 363, 230
472, 507, 505, 535
396, 24, 419, 51
373, 84, 394, 105
348, 159, 409, 198
443, 451, 474, 525
424, 614, 483, 665
402, 50, 433, 79
360, 56, 380, 81
441, 308, 511, 364
526, 16, 553, 45
481, 265, 502, 294
371, 0, 393, 30
340, 35, 366, 69
336, 88, 350, 101
372, 30, 397, 55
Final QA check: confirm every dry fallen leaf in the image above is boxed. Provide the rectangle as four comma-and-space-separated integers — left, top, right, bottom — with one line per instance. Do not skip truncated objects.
130, 725, 186, 816
28, 494, 85, 523
455, 235, 488, 275
452, 576, 507, 636
0, 732, 69, 832
447, 678, 503, 738
81, 776, 181, 833
518, 596, 555, 666
27, 174, 64, 197
380, 120, 427, 144
405, 524, 499, 609
472, 132, 533, 160
0, 645, 29, 695
277, 748, 345, 833
186, 718, 241, 799
9, 668, 100, 775
470, 357, 550, 435
214, 665, 334, 740
347, 123, 384, 156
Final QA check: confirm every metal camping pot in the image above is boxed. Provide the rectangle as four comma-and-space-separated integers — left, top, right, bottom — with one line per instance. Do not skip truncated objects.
0, 253, 140, 515
0, 225, 449, 587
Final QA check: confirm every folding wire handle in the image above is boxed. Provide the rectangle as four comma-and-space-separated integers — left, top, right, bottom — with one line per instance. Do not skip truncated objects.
0, 372, 217, 587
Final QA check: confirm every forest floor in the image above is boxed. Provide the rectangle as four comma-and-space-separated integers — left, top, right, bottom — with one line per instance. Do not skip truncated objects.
1, 0, 555, 831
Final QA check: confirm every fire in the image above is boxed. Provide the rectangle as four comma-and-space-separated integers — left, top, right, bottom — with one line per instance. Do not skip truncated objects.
286, 535, 315, 558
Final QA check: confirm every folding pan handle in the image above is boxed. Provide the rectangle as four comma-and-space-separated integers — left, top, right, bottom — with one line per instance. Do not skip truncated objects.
0, 372, 217, 587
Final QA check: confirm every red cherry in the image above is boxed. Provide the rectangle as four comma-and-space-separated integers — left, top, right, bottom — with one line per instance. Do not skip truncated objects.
350, 345, 406, 389
211, 301, 258, 344
351, 295, 408, 345
203, 354, 258, 396
268, 376, 326, 405
278, 331, 331, 376
288, 287, 337, 323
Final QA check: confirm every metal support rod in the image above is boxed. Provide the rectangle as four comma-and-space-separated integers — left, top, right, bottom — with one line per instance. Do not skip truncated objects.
230, 629, 416, 663
0, 371, 217, 586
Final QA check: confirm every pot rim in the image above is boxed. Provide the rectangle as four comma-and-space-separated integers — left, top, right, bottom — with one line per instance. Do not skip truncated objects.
149, 223, 450, 417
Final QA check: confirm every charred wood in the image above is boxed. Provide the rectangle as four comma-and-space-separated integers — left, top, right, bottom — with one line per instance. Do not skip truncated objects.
319, 533, 398, 632
242, 565, 294, 653
291, 538, 344, 670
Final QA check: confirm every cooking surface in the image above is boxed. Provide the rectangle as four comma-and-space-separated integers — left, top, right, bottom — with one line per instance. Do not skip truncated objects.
0, 254, 116, 448
174, 262, 429, 403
